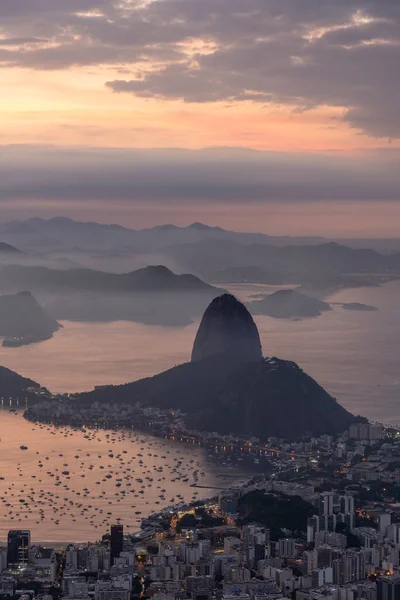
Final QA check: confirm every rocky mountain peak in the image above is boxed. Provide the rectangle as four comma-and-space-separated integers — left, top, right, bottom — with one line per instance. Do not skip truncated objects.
191, 293, 263, 363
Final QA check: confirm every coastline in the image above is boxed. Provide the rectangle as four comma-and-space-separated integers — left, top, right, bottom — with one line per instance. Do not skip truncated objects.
2, 332, 55, 348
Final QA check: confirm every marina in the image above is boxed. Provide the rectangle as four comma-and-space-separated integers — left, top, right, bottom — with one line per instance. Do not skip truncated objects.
0, 409, 253, 543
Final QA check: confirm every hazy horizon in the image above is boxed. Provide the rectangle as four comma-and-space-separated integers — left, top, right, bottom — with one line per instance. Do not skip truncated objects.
1, 211, 400, 240
1, 0, 399, 238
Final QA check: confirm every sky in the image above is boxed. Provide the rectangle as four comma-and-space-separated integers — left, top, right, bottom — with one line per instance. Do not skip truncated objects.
0, 0, 399, 237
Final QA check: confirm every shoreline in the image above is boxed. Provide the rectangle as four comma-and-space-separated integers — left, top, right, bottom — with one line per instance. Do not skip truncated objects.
23, 407, 298, 461
0, 409, 253, 543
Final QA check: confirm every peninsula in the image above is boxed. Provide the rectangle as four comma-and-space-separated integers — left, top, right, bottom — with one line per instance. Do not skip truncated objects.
24, 294, 359, 440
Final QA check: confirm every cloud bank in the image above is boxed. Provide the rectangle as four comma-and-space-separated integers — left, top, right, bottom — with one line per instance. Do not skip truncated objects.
0, 0, 399, 138
1, 145, 399, 206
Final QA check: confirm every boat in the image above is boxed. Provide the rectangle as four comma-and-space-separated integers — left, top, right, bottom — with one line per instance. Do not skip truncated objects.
20, 446, 28, 450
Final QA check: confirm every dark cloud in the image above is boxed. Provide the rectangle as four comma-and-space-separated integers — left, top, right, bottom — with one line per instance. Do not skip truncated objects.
1, 0, 399, 137
0, 145, 399, 205
0, 37, 48, 45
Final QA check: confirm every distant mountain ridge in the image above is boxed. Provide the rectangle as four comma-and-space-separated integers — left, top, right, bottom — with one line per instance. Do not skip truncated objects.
0, 265, 224, 328
0, 264, 220, 294
0, 216, 326, 253
165, 238, 400, 281
1, 217, 399, 290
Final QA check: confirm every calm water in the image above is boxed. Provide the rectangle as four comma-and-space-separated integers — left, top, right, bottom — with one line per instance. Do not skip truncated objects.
0, 411, 251, 543
0, 280, 399, 542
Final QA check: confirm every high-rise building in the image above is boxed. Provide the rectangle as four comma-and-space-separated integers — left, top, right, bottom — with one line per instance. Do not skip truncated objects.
349, 423, 383, 441
110, 525, 123, 563
379, 513, 392, 535
254, 543, 266, 562
317, 547, 333, 569
0, 548, 7, 573
377, 577, 400, 600
307, 515, 320, 543
387, 524, 400, 545
319, 493, 335, 517
332, 551, 366, 585
7, 530, 31, 566
219, 489, 242, 515
340, 495, 355, 515
311, 567, 333, 587
34, 547, 57, 583
65, 544, 78, 570
186, 575, 213, 600
369, 425, 384, 440
304, 550, 318, 576
95, 580, 130, 600
278, 538, 296, 559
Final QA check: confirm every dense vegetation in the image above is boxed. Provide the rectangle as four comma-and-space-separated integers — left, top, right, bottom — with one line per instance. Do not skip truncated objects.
237, 491, 314, 540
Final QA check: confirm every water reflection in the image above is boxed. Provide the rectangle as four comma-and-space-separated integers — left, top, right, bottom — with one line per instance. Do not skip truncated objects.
0, 411, 254, 543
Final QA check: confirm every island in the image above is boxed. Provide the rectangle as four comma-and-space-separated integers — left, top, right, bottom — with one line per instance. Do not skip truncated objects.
341, 302, 378, 311
0, 291, 61, 347
247, 288, 331, 318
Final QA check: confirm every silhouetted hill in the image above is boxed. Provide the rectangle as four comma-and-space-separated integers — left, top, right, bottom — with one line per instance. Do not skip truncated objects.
248, 289, 331, 318
0, 242, 21, 254
0, 217, 323, 253
78, 294, 357, 440
0, 365, 40, 398
0, 264, 220, 294
165, 239, 397, 283
0, 291, 61, 346
237, 490, 314, 539
0, 265, 224, 327
192, 294, 262, 362
191, 357, 356, 439
79, 353, 356, 440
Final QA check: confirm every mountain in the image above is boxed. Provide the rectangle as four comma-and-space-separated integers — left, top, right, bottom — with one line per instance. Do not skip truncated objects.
165, 238, 397, 283
0, 242, 21, 254
0, 291, 61, 346
248, 289, 331, 318
192, 294, 262, 362
0, 264, 220, 295
0, 217, 136, 252
0, 217, 324, 253
190, 357, 357, 439
77, 294, 358, 440
1, 218, 399, 290
0, 265, 224, 327
0, 365, 41, 398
